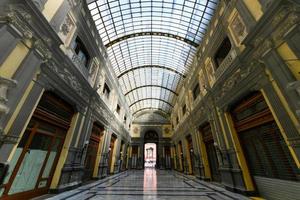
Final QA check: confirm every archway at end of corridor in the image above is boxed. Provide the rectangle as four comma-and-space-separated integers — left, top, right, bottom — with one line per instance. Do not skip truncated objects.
144, 143, 157, 168
143, 130, 159, 168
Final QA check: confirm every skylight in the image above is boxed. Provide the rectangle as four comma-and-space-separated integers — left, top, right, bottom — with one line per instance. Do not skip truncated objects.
87, 0, 218, 116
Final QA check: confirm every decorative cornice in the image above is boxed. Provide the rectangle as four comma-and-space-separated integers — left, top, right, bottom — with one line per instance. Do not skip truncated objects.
0, 5, 33, 40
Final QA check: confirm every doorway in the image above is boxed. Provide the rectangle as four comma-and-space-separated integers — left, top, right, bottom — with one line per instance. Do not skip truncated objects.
178, 141, 184, 172
186, 135, 194, 175
200, 123, 221, 182
143, 130, 159, 168
144, 143, 157, 168
1, 92, 74, 200
231, 92, 299, 198
83, 123, 104, 181
108, 134, 117, 174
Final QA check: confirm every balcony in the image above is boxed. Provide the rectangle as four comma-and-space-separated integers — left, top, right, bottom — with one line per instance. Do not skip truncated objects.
66, 48, 89, 79
214, 49, 237, 80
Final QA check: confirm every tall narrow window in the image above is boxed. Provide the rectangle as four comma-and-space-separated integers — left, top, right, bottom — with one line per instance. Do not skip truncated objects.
214, 37, 232, 68
192, 83, 200, 100
116, 104, 121, 114
72, 37, 90, 68
182, 104, 187, 116
103, 83, 110, 99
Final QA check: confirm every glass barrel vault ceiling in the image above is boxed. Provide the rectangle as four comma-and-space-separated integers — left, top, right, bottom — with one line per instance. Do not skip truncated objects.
87, 0, 219, 116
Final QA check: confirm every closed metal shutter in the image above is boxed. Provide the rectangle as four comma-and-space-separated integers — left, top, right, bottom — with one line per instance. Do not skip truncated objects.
231, 92, 300, 199
239, 121, 298, 181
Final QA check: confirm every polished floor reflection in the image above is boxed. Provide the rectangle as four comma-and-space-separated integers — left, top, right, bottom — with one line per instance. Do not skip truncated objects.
45, 169, 249, 200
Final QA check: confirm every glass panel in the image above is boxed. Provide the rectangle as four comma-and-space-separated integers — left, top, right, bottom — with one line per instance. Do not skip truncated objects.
8, 133, 52, 195
41, 138, 61, 179
2, 130, 30, 185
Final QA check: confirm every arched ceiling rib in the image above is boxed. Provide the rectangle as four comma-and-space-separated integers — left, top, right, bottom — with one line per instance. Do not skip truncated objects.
129, 98, 173, 108
132, 107, 170, 117
105, 32, 199, 48
125, 85, 178, 96
117, 65, 186, 79
87, 0, 219, 116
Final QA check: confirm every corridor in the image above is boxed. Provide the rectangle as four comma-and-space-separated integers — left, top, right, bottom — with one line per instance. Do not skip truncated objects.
45, 169, 248, 200
1, 0, 299, 199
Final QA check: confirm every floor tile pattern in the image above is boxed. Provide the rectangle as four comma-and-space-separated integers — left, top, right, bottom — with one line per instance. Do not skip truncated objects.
46, 169, 249, 200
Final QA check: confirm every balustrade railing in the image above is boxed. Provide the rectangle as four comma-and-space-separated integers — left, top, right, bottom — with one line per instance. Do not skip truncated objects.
214, 49, 237, 80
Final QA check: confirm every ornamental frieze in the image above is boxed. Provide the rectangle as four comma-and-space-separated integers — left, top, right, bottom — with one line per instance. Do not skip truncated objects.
218, 62, 256, 99
46, 61, 87, 99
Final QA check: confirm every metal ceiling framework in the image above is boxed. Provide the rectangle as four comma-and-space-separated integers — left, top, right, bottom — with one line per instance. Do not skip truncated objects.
129, 98, 173, 108
117, 65, 186, 78
105, 31, 199, 48
87, 0, 218, 116
125, 85, 178, 96
132, 107, 171, 117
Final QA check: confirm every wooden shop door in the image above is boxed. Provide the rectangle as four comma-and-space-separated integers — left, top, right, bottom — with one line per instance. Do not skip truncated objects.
201, 123, 221, 182
1, 92, 74, 200
83, 123, 104, 181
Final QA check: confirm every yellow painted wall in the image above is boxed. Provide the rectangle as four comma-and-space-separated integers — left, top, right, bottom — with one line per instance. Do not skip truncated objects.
171, 146, 177, 170
50, 112, 80, 189
265, 69, 300, 133
110, 138, 119, 173
184, 138, 193, 174
93, 132, 105, 177
0, 42, 29, 79
177, 144, 183, 171
277, 43, 300, 80
217, 109, 230, 149
126, 146, 131, 169
7, 79, 44, 161
42, 0, 64, 21
74, 114, 86, 147
198, 132, 212, 179
243, 0, 263, 21
224, 112, 255, 191
4, 71, 40, 136
261, 89, 300, 168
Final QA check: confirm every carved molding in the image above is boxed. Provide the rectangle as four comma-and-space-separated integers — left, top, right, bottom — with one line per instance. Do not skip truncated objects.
0, 76, 17, 118
0, 5, 33, 40
229, 10, 248, 45
272, 6, 300, 44
217, 61, 256, 99
45, 61, 87, 99
0, 134, 19, 145
33, 39, 53, 61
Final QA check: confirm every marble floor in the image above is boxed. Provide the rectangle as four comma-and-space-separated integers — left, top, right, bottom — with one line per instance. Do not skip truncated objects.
45, 169, 249, 200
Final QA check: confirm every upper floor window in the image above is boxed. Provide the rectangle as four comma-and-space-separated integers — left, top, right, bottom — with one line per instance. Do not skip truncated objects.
182, 104, 187, 116
103, 83, 110, 99
116, 104, 121, 114
124, 115, 127, 123
192, 83, 200, 100
214, 37, 232, 68
176, 116, 179, 125
72, 37, 90, 68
